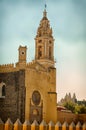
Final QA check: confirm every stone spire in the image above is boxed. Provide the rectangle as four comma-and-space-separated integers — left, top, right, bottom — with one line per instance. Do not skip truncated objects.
36, 8, 52, 38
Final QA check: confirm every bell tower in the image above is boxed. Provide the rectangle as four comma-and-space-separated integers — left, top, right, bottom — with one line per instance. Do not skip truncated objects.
16, 45, 27, 68
35, 9, 55, 68
25, 7, 57, 123
18, 45, 27, 63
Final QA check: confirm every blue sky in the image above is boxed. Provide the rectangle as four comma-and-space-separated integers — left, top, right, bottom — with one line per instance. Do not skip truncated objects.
0, 0, 86, 101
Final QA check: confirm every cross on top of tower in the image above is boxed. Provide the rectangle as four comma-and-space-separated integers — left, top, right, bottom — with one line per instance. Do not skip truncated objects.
45, 4, 47, 10
43, 4, 47, 17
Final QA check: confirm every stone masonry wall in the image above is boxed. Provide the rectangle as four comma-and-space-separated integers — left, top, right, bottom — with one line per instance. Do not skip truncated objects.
58, 111, 86, 124
0, 70, 25, 123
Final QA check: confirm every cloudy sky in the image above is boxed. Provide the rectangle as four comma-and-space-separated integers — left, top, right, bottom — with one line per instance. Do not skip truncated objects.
0, 0, 86, 101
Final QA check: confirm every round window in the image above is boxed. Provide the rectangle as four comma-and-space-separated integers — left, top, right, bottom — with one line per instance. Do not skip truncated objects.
21, 51, 25, 55
32, 91, 41, 105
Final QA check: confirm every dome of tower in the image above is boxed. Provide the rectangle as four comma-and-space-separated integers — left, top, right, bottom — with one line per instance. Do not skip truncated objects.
36, 9, 53, 38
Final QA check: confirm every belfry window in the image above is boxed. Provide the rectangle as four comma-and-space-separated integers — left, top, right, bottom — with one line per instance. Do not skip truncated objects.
49, 46, 52, 59
38, 40, 42, 43
38, 46, 42, 59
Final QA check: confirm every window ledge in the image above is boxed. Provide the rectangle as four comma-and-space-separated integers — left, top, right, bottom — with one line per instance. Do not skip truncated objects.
0, 96, 5, 99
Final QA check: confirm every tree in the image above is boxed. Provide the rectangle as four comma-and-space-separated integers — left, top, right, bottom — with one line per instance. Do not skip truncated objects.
75, 105, 86, 114
64, 101, 75, 113
58, 93, 86, 114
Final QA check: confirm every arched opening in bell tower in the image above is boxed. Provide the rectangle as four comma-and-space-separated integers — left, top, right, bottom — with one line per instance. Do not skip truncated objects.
49, 46, 52, 59
38, 46, 42, 59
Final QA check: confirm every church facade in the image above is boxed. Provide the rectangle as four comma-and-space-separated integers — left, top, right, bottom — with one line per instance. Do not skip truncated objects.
0, 9, 57, 123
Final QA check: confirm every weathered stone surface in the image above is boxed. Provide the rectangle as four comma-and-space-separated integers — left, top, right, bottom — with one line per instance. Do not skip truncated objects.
0, 70, 25, 123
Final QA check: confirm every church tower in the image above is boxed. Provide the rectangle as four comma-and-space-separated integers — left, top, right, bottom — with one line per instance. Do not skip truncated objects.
35, 9, 55, 68
16, 45, 27, 68
25, 8, 57, 123
18, 46, 27, 63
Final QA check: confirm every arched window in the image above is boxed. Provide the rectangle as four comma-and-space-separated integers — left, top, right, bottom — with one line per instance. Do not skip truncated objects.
38, 46, 42, 59
2, 85, 5, 96
0, 82, 6, 98
49, 46, 52, 59
32, 90, 41, 105
38, 40, 42, 43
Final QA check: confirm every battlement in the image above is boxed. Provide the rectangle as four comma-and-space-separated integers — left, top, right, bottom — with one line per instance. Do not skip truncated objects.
0, 63, 17, 73
26, 60, 36, 67
0, 63, 14, 68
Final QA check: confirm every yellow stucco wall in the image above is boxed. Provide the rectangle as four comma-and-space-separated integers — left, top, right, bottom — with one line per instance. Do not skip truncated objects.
25, 65, 57, 123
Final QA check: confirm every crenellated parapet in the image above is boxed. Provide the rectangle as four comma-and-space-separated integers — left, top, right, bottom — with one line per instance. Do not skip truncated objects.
26, 60, 36, 67
0, 63, 17, 73
0, 63, 14, 68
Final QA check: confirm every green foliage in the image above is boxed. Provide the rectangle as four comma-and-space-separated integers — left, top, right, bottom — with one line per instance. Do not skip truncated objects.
63, 102, 86, 114
64, 101, 75, 113
75, 105, 86, 114
59, 92, 86, 114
